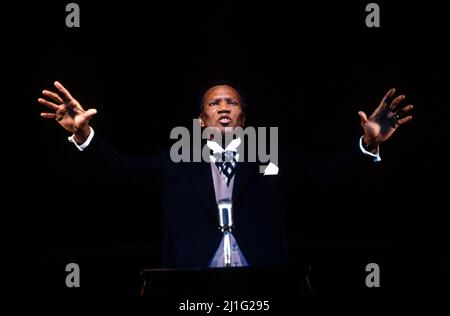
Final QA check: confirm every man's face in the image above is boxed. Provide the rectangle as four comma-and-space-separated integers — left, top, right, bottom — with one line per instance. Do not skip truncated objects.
199, 85, 245, 133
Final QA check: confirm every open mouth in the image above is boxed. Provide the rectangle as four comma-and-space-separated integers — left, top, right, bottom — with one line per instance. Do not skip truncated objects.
218, 116, 231, 125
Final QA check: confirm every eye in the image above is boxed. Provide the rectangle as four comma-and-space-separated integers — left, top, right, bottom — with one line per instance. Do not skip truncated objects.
228, 100, 238, 105
209, 101, 219, 106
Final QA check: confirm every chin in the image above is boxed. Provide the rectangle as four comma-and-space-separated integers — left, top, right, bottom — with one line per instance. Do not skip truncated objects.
221, 125, 237, 133
204, 124, 240, 134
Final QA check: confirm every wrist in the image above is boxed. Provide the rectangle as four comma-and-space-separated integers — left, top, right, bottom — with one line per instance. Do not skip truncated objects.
73, 126, 91, 144
362, 136, 379, 153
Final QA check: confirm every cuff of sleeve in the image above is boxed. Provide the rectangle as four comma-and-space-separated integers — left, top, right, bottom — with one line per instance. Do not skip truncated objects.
359, 136, 381, 162
68, 127, 95, 151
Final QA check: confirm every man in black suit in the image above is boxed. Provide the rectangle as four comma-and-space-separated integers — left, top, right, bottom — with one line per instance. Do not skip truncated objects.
38, 81, 413, 268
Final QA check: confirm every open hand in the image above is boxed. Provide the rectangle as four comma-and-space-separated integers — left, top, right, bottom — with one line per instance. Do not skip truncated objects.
38, 81, 97, 143
358, 88, 413, 150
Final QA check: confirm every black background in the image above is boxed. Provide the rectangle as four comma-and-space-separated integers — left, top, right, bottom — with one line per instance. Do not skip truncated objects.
2, 0, 448, 295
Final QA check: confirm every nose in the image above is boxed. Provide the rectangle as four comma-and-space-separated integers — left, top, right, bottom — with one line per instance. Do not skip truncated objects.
218, 100, 231, 113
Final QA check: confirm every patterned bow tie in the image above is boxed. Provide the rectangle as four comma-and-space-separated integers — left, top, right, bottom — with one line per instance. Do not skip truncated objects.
214, 150, 237, 186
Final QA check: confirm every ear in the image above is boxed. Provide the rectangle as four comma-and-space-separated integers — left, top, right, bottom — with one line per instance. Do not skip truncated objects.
240, 112, 246, 128
198, 116, 205, 128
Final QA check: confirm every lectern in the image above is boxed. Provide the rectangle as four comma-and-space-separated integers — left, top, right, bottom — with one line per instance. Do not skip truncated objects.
140, 266, 310, 296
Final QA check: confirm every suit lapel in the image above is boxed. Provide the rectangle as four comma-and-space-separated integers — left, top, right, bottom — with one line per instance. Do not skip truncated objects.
184, 162, 218, 221
232, 161, 259, 203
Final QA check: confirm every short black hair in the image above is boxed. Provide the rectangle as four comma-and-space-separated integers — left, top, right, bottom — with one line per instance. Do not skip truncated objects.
198, 80, 247, 114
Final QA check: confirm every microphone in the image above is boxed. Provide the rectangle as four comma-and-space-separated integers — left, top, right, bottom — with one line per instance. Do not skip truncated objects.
218, 199, 233, 231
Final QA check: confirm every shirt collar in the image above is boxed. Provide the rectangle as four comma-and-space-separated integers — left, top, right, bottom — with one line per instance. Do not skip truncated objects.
207, 138, 241, 163
206, 137, 241, 154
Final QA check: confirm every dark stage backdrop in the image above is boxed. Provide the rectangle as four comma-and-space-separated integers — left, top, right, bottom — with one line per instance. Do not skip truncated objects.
2, 1, 448, 295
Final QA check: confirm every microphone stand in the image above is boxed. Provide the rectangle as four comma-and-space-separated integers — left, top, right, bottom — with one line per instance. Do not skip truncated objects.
218, 199, 233, 267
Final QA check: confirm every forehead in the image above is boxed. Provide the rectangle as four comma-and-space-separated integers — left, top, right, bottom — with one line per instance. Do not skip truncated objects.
204, 85, 241, 101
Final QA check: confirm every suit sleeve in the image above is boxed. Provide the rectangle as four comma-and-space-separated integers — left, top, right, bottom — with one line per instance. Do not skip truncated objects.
286, 138, 381, 188
74, 132, 165, 184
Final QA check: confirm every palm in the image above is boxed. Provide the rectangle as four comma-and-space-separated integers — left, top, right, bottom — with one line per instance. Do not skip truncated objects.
364, 108, 397, 143
54, 100, 87, 133
359, 88, 413, 147
38, 81, 97, 134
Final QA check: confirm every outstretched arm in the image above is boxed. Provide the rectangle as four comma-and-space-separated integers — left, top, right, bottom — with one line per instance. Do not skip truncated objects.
358, 88, 413, 153
38, 81, 163, 181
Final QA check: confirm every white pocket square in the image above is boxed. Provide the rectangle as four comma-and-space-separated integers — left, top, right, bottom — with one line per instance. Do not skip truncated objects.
263, 162, 279, 175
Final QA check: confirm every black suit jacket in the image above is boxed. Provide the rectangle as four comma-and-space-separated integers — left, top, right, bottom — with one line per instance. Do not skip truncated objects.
81, 135, 374, 268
